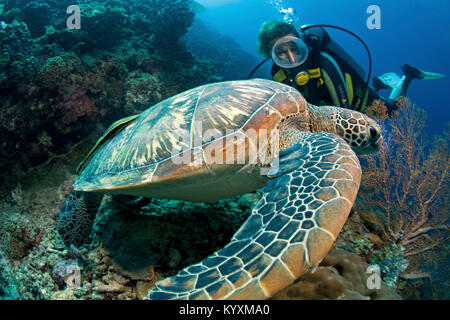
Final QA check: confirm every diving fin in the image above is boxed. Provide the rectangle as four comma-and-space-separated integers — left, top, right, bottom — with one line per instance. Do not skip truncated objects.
373, 72, 402, 91
401, 64, 445, 80
375, 65, 445, 102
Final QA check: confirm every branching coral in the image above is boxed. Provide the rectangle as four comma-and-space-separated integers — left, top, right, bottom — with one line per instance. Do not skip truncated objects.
359, 98, 449, 278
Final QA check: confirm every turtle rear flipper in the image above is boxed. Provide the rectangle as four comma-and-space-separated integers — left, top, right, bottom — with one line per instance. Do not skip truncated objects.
146, 132, 361, 300
57, 191, 103, 246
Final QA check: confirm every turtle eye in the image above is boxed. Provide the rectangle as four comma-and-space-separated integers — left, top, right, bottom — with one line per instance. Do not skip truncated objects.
369, 126, 380, 141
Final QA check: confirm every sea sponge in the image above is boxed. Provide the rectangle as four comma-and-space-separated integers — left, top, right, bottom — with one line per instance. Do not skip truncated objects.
272, 249, 402, 300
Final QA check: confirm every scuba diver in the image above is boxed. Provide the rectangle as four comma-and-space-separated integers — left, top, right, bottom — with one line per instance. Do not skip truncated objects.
252, 21, 444, 116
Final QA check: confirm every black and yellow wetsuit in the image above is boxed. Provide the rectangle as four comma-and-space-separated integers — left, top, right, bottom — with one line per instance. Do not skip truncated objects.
271, 26, 397, 114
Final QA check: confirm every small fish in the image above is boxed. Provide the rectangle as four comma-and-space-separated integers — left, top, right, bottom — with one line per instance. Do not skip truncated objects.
0, 21, 7, 29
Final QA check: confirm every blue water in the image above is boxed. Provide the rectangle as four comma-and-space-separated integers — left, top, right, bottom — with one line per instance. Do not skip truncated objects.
197, 0, 450, 134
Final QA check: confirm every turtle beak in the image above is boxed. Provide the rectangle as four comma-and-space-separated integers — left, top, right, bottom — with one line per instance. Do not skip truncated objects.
368, 124, 383, 152
356, 123, 383, 155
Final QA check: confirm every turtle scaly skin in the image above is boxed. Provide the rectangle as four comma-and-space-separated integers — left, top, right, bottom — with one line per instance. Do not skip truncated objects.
57, 79, 382, 300
57, 191, 102, 246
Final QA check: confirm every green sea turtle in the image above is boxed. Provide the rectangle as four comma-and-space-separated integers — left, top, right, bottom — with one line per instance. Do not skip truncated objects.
57, 79, 382, 300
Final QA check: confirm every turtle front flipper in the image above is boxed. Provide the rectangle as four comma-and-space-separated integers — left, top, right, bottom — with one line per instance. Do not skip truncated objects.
146, 132, 361, 300
57, 191, 103, 246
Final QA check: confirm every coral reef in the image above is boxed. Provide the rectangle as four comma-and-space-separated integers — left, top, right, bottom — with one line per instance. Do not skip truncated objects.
272, 249, 401, 300
0, 20, 34, 86
357, 98, 449, 297
0, 0, 216, 191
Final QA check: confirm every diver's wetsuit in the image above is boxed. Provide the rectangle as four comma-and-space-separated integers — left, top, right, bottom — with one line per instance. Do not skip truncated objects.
271, 26, 397, 115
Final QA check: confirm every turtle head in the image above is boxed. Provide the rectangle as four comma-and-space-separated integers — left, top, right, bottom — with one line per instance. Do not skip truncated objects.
334, 108, 383, 155
308, 105, 383, 155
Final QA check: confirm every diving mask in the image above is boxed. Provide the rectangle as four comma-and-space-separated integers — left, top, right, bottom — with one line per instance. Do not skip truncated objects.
271, 36, 309, 69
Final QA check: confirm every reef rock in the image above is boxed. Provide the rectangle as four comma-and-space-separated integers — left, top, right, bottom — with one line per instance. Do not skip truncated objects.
272, 249, 402, 300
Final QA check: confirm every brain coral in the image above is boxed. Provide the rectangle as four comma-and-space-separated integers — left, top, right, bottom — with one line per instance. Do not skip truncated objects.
272, 249, 402, 300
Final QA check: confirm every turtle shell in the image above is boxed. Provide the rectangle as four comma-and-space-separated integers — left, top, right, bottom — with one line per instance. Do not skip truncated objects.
74, 79, 307, 201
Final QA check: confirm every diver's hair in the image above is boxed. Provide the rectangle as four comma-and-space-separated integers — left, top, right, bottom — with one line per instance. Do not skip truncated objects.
257, 21, 300, 58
